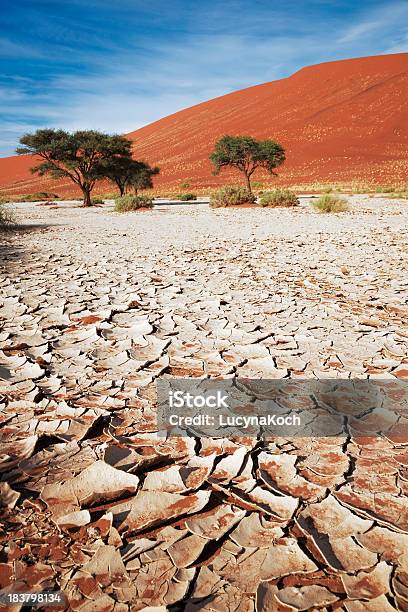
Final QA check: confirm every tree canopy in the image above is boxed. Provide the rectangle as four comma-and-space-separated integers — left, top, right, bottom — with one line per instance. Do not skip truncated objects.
103, 157, 160, 196
209, 135, 285, 192
129, 163, 160, 194
17, 129, 133, 206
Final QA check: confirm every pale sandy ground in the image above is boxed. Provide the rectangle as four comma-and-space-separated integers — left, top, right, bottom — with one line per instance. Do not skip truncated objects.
8, 195, 408, 250
1, 195, 408, 610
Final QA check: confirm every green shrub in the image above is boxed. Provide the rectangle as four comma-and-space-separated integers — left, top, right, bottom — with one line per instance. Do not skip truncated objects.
21, 192, 59, 202
210, 186, 256, 208
32, 191, 59, 200
349, 181, 369, 194
101, 192, 119, 200
91, 196, 104, 205
374, 185, 408, 197
388, 192, 408, 200
312, 194, 349, 213
0, 204, 15, 229
114, 194, 153, 212
176, 193, 197, 201
259, 188, 299, 208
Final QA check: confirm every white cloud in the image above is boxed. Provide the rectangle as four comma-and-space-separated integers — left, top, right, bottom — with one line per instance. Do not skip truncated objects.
384, 31, 408, 52
1, 32, 308, 150
0, 37, 44, 59
338, 1, 408, 44
1, 1, 408, 156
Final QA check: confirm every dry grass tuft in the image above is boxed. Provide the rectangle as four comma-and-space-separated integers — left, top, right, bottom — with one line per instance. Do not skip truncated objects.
259, 188, 299, 208
210, 186, 256, 208
114, 195, 153, 212
312, 194, 350, 213
0, 204, 16, 229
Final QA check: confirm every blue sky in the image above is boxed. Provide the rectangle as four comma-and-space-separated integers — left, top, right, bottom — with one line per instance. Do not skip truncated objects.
1, 0, 407, 157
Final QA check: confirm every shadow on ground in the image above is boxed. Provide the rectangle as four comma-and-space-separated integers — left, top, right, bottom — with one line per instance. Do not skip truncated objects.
0, 224, 54, 272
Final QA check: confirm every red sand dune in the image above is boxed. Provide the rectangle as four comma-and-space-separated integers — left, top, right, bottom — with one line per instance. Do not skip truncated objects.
1, 53, 407, 195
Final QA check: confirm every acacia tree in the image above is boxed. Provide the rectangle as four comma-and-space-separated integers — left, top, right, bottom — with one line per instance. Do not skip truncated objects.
129, 163, 160, 194
16, 129, 133, 206
210, 135, 285, 193
104, 157, 160, 196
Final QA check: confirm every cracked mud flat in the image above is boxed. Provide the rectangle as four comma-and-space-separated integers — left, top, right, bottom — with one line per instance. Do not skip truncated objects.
1, 196, 408, 611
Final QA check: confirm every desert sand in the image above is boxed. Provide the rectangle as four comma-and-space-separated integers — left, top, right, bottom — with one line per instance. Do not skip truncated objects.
1, 196, 407, 609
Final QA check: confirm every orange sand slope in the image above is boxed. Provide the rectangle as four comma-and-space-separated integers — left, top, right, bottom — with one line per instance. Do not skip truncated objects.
1, 52, 407, 194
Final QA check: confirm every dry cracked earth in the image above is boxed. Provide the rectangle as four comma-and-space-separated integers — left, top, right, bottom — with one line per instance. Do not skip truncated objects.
0, 196, 408, 611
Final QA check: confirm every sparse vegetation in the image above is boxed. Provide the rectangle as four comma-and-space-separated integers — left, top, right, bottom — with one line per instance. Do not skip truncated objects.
210, 186, 256, 208
293, 182, 377, 194
0, 192, 59, 203
24, 191, 59, 201
348, 181, 368, 194
312, 194, 349, 213
387, 191, 408, 199
114, 194, 153, 212
0, 204, 15, 229
376, 185, 395, 193
91, 196, 104, 205
180, 179, 192, 189
210, 135, 285, 193
259, 188, 299, 208
371, 184, 408, 197
176, 193, 197, 201
98, 192, 119, 200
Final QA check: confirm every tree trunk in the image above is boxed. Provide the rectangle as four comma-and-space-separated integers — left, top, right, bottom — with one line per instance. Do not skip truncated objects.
244, 172, 252, 193
115, 180, 125, 197
82, 187, 92, 207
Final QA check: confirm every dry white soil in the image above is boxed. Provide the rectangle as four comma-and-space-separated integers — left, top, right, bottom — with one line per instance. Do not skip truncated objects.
0, 196, 407, 610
